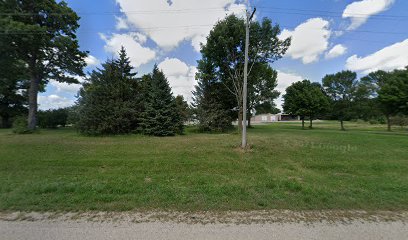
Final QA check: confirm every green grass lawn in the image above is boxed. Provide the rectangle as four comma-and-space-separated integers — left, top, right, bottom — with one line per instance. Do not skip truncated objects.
0, 121, 407, 212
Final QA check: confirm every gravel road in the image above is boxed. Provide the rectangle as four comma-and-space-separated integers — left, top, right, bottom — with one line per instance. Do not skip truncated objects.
1, 211, 407, 240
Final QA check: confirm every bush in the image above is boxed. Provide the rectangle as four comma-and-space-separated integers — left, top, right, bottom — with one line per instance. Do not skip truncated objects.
369, 119, 379, 125
12, 116, 32, 134
197, 107, 233, 133
390, 115, 408, 128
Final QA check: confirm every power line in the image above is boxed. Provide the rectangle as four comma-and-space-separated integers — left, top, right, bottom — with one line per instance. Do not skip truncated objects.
1, 6, 408, 19
1, 24, 407, 36
259, 10, 408, 21
257, 6, 408, 19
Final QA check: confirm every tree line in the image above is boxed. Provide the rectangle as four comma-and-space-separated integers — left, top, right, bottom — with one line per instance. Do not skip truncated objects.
1, 0, 407, 134
283, 68, 408, 130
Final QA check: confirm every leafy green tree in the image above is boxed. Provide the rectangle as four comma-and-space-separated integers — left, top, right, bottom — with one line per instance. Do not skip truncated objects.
195, 14, 290, 131
248, 63, 280, 127
322, 71, 358, 130
359, 68, 408, 131
0, 54, 28, 128
358, 70, 391, 127
78, 48, 139, 135
140, 65, 182, 136
378, 67, 408, 130
283, 80, 329, 129
1, 0, 87, 130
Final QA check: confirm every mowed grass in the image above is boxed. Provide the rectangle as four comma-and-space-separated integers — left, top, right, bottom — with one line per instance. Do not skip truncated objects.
0, 121, 407, 212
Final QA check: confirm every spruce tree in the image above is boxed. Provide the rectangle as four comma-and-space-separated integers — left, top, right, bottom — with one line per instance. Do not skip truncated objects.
141, 65, 182, 136
77, 47, 139, 135
192, 60, 233, 132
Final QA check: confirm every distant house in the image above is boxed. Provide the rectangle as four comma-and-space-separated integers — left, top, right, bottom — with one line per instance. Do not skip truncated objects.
250, 113, 299, 123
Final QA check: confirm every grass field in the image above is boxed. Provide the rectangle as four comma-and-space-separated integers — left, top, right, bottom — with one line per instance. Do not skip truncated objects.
0, 121, 407, 212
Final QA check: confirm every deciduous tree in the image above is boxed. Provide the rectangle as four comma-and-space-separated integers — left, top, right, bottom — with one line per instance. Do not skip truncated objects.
283, 80, 329, 129
1, 0, 87, 130
194, 14, 290, 131
322, 71, 358, 130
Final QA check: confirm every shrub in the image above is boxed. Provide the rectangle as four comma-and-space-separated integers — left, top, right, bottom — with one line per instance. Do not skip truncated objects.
369, 119, 379, 125
390, 115, 408, 128
12, 116, 32, 134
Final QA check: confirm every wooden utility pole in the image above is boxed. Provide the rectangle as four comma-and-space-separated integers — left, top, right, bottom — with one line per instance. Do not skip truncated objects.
242, 7, 256, 149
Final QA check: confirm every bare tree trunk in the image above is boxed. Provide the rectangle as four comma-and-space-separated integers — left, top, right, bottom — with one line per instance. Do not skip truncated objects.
238, 108, 243, 132
302, 118, 305, 130
28, 74, 39, 130
340, 120, 345, 131
309, 117, 313, 129
386, 114, 391, 131
248, 111, 252, 128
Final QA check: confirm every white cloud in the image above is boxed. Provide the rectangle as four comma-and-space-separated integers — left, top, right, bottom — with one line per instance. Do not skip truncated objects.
85, 55, 100, 66
115, 0, 247, 52
38, 94, 75, 110
276, 70, 304, 110
345, 39, 408, 74
158, 57, 197, 102
115, 16, 129, 30
49, 80, 81, 94
280, 18, 331, 64
100, 33, 156, 67
342, 0, 395, 30
325, 44, 347, 59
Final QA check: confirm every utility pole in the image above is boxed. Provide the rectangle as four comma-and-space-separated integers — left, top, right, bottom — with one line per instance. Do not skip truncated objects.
242, 7, 256, 149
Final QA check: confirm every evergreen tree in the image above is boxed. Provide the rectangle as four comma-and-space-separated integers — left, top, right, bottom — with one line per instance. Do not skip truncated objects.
175, 95, 190, 122
193, 60, 233, 132
77, 47, 139, 135
141, 65, 182, 136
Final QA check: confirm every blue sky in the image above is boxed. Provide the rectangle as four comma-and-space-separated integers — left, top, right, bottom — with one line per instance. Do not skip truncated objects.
39, 0, 408, 110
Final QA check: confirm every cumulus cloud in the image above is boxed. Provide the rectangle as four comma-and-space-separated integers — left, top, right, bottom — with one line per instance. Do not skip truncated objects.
342, 0, 395, 30
115, 0, 247, 51
85, 55, 100, 66
275, 70, 304, 110
325, 44, 347, 59
345, 39, 408, 74
115, 16, 129, 30
100, 33, 156, 67
49, 80, 81, 94
38, 94, 75, 110
158, 57, 197, 102
280, 18, 331, 64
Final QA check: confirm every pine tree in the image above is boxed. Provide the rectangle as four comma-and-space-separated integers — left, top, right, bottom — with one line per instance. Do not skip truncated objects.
141, 65, 182, 136
77, 47, 140, 135
192, 59, 233, 132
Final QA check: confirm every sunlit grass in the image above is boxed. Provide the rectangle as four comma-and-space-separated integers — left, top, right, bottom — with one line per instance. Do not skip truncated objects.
0, 121, 407, 211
